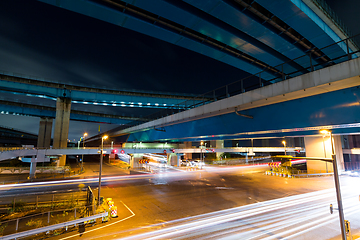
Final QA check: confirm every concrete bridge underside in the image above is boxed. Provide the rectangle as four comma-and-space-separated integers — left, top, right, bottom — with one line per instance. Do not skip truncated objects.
118, 57, 360, 142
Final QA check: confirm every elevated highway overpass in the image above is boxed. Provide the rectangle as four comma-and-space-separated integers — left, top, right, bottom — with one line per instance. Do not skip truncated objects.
0, 146, 304, 162
113, 56, 360, 142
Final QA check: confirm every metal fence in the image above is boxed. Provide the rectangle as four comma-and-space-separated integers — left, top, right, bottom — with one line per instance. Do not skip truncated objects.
0, 204, 98, 238
0, 166, 70, 174
0, 191, 89, 237
0, 169, 82, 185
344, 162, 360, 171
0, 191, 87, 213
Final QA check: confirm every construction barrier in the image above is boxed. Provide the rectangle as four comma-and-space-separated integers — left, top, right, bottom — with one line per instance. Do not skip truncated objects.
268, 162, 281, 167
139, 159, 149, 164
108, 201, 114, 210
266, 171, 294, 178
111, 206, 118, 218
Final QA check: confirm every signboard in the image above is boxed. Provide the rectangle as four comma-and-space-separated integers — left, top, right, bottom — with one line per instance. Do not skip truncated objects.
139, 159, 149, 164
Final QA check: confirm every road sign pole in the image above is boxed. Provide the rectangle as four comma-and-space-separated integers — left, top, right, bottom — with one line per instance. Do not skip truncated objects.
332, 153, 347, 240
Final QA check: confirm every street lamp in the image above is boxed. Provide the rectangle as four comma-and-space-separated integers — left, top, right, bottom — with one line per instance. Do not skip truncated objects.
98, 135, 108, 207
200, 141, 204, 169
81, 133, 87, 173
320, 129, 347, 240
282, 140, 287, 155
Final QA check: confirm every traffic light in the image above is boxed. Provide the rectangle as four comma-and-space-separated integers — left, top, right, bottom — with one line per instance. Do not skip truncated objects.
111, 149, 118, 154
330, 204, 333, 214
171, 149, 175, 153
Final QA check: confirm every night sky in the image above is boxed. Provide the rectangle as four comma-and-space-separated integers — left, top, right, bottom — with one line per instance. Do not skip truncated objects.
0, 0, 358, 142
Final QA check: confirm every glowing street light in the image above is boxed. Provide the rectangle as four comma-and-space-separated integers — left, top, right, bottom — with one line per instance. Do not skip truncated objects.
320, 129, 346, 240
282, 140, 286, 155
98, 135, 108, 206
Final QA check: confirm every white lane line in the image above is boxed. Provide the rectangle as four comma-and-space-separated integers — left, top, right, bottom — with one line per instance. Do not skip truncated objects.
59, 201, 135, 240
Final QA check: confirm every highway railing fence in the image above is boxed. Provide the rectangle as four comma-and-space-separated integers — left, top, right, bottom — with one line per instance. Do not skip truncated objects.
0, 204, 99, 238
0, 169, 82, 185
0, 191, 87, 214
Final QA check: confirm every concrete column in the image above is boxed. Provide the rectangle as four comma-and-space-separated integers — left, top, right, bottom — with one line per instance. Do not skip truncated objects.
29, 158, 37, 179
167, 153, 177, 166
29, 153, 45, 179
215, 140, 224, 159
184, 142, 192, 160
177, 154, 181, 167
304, 136, 336, 173
53, 97, 71, 166
130, 154, 143, 170
37, 117, 53, 149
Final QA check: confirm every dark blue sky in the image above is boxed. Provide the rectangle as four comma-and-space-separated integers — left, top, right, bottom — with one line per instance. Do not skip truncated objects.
0, 0, 358, 141
0, 0, 249, 94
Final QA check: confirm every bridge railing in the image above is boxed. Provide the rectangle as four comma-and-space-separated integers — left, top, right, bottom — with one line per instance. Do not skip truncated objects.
125, 33, 360, 127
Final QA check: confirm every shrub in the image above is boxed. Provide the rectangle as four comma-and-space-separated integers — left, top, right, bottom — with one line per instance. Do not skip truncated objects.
26, 219, 43, 228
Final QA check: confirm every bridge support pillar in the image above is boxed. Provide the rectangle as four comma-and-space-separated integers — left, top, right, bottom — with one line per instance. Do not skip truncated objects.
304, 135, 344, 173
211, 140, 224, 159
29, 153, 45, 179
167, 153, 177, 166
130, 154, 143, 170
37, 117, 53, 149
29, 159, 37, 179
184, 142, 192, 160
53, 97, 71, 166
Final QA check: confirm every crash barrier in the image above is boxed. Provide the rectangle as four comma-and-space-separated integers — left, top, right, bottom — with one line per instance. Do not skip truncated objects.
0, 211, 107, 240
106, 198, 118, 218
0, 204, 101, 239
266, 170, 334, 178
111, 206, 118, 218
0, 166, 70, 174
212, 156, 271, 165
265, 171, 293, 178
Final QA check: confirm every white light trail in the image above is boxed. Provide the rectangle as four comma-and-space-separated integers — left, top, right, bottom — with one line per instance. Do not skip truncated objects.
118, 185, 359, 240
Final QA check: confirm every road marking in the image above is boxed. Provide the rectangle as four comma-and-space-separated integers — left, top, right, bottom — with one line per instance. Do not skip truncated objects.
59, 200, 135, 240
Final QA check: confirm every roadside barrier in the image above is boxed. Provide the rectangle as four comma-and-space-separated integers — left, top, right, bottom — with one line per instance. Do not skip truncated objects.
111, 206, 118, 218
266, 171, 293, 178
1, 211, 107, 240
105, 198, 118, 218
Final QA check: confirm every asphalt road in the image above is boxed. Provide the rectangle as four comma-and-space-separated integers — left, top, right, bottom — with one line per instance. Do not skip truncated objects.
1, 164, 359, 239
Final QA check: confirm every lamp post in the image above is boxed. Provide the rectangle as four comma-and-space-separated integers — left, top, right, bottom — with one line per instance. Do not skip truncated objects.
320, 130, 346, 240
98, 135, 108, 207
282, 140, 287, 155
200, 141, 203, 169
81, 133, 87, 173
